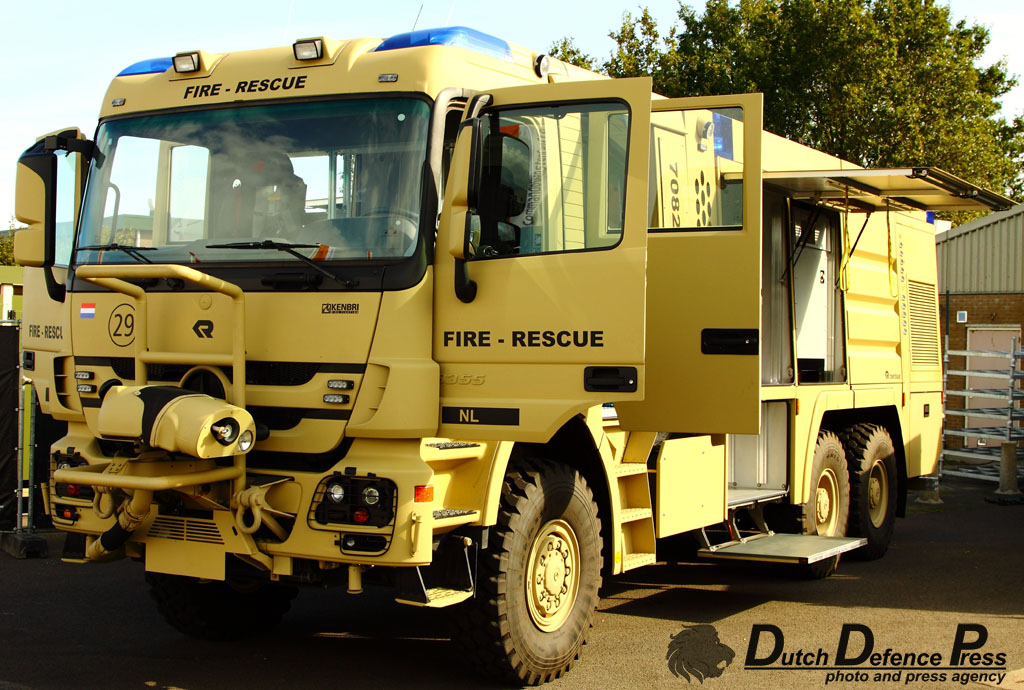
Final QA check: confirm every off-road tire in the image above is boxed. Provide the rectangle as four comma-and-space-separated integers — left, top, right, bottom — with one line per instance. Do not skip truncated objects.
840, 423, 897, 560
147, 573, 297, 640
450, 458, 602, 685
798, 431, 851, 579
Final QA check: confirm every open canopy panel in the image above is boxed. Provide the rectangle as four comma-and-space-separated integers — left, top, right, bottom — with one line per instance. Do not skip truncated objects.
759, 167, 1015, 213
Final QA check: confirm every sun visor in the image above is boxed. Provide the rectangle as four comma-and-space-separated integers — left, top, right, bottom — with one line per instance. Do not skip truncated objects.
745, 167, 1015, 213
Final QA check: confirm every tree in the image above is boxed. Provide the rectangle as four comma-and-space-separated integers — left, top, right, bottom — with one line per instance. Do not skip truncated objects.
547, 37, 597, 70
0, 217, 20, 266
554, 0, 1024, 200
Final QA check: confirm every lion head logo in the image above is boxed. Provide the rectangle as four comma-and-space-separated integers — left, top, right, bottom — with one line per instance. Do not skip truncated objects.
666, 624, 735, 683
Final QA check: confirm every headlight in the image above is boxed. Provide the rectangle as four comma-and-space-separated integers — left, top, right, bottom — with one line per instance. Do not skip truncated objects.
237, 429, 254, 452
362, 487, 380, 506
327, 483, 345, 504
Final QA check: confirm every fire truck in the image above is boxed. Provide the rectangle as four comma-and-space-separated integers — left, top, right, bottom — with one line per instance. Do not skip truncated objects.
14, 26, 1012, 685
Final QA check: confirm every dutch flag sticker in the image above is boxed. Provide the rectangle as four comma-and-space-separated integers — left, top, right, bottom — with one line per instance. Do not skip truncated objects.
80, 303, 96, 319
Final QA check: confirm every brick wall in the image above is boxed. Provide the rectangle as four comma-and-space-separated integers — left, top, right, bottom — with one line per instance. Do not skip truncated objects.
938, 292, 1024, 448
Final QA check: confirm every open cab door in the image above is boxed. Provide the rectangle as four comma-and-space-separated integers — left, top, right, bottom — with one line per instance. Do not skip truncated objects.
617, 93, 763, 434
434, 78, 652, 442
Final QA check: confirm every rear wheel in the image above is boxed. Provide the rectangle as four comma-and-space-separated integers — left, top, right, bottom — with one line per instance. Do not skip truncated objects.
798, 431, 850, 578
841, 424, 897, 560
147, 573, 297, 639
451, 459, 602, 685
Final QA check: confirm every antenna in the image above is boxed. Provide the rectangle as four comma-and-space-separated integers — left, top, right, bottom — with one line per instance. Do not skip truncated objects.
412, 4, 423, 31
282, 0, 297, 45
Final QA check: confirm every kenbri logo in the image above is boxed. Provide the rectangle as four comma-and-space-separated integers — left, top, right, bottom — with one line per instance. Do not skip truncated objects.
322, 303, 359, 314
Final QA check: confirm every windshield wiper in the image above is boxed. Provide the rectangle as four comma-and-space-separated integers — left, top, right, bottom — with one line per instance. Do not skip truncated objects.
205, 240, 358, 288
76, 243, 156, 264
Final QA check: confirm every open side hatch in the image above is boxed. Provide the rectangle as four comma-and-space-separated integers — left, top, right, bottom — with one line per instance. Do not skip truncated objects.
758, 167, 1015, 213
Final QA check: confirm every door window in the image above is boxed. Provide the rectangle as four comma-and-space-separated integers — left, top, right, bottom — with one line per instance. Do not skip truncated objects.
470, 102, 629, 258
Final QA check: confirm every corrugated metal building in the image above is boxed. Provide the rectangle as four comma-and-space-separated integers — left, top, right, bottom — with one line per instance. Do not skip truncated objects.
938, 205, 1024, 295
936, 204, 1024, 450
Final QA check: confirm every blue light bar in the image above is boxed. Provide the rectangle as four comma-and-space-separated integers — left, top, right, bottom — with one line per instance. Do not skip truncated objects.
118, 57, 173, 77
375, 26, 512, 62
713, 111, 735, 161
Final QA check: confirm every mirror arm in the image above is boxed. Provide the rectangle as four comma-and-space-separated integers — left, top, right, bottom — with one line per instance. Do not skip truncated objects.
452, 101, 490, 304
454, 258, 477, 303
44, 133, 98, 162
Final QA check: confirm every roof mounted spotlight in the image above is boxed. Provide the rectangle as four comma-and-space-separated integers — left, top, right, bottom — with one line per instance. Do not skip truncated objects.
293, 38, 324, 61
534, 54, 551, 78
173, 51, 201, 73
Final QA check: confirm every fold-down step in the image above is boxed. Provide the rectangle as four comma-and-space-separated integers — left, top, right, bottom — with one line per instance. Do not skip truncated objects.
698, 533, 867, 564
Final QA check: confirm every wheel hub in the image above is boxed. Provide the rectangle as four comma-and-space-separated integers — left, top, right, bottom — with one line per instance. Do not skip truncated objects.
527, 519, 580, 632
868, 458, 889, 528
815, 468, 839, 535
816, 487, 831, 523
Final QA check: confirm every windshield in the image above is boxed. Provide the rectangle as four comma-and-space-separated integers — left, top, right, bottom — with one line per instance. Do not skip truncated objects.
77, 98, 430, 264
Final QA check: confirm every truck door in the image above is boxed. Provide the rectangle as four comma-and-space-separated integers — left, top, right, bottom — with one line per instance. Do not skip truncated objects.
434, 78, 652, 442
617, 94, 763, 434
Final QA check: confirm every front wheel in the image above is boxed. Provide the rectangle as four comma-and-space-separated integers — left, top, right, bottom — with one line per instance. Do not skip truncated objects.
841, 424, 897, 560
451, 459, 602, 685
147, 573, 297, 639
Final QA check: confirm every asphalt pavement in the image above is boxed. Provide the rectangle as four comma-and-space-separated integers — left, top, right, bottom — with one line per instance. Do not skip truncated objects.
0, 476, 1021, 690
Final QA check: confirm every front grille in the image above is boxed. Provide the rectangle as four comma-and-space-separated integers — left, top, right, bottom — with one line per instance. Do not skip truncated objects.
247, 361, 320, 386
90, 357, 354, 387
147, 516, 224, 544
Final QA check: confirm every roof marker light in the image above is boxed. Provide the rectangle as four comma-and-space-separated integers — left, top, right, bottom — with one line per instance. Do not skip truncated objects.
374, 26, 513, 63
173, 52, 201, 73
117, 57, 173, 77
293, 38, 324, 61
534, 54, 551, 78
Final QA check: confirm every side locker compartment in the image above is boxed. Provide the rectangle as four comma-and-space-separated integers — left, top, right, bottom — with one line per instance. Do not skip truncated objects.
727, 401, 789, 506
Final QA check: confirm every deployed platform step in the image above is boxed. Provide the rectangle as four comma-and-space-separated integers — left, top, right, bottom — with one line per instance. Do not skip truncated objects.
727, 487, 788, 508
698, 533, 866, 565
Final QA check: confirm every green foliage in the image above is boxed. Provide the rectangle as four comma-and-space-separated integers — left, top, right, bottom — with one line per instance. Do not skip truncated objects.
1, 217, 22, 266
547, 37, 597, 70
554, 0, 1024, 201
0, 234, 13, 266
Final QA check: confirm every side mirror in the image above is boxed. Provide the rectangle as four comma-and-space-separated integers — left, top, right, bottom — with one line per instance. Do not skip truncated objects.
14, 128, 93, 301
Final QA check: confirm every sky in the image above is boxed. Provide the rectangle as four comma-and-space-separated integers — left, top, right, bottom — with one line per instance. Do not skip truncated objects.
2, 0, 1022, 227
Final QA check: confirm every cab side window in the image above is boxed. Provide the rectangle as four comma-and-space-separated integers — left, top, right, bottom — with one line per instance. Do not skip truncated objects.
470, 102, 629, 258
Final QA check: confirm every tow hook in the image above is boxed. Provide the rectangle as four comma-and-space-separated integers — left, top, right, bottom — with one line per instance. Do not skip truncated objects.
233, 484, 294, 541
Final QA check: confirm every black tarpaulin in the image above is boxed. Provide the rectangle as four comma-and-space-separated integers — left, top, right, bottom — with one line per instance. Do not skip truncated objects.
0, 326, 18, 529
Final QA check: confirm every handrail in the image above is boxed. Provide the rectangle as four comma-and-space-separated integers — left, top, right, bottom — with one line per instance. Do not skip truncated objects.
75, 264, 246, 407
75, 263, 248, 498
54, 462, 243, 492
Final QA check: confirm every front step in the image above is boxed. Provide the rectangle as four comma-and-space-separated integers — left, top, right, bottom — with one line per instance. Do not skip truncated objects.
395, 587, 473, 608
698, 533, 867, 565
